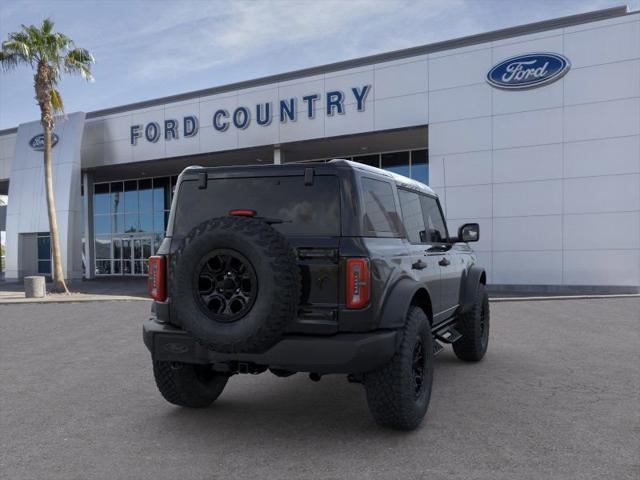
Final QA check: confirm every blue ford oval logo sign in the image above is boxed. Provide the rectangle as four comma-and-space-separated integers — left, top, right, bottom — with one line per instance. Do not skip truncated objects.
487, 53, 570, 90
29, 133, 59, 151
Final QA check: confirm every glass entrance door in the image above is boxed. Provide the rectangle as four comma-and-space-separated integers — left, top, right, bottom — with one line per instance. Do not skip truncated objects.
112, 236, 152, 276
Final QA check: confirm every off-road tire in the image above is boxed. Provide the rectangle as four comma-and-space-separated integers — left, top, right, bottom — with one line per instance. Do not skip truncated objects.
363, 306, 434, 430
453, 283, 489, 362
170, 216, 300, 353
153, 361, 229, 408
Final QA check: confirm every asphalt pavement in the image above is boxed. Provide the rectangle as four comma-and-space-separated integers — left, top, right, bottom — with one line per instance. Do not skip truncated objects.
1, 298, 638, 480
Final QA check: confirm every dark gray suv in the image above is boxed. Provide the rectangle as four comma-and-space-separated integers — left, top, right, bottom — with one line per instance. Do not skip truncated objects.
143, 159, 488, 430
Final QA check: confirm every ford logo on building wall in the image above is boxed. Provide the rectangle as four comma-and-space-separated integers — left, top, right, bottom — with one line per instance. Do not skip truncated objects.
29, 133, 59, 151
487, 53, 570, 90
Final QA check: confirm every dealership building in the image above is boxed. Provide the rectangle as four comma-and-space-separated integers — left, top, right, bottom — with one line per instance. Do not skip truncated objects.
0, 5, 639, 293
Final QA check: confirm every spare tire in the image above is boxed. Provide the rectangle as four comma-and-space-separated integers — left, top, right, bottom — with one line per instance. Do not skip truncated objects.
170, 216, 300, 353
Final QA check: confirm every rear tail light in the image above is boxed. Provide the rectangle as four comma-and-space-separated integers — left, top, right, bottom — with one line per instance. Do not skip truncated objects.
346, 258, 370, 309
148, 255, 166, 301
229, 209, 257, 217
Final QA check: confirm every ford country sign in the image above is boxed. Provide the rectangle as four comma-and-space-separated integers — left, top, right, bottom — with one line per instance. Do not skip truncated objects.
487, 53, 570, 90
29, 133, 59, 151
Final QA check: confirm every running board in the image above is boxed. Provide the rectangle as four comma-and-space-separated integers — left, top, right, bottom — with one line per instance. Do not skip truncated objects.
434, 327, 462, 344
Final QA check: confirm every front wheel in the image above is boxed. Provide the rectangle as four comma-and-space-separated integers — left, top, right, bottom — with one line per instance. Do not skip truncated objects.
152, 361, 229, 408
363, 306, 434, 430
453, 283, 489, 362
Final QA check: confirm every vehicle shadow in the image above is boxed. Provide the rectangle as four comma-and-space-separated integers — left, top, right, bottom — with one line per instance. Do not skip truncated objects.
146, 351, 477, 444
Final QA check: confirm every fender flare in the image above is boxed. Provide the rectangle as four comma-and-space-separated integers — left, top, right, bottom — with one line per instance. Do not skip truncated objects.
378, 277, 433, 329
459, 265, 486, 314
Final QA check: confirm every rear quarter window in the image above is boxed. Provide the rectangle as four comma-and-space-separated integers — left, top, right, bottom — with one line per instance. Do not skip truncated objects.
361, 177, 402, 237
172, 175, 341, 237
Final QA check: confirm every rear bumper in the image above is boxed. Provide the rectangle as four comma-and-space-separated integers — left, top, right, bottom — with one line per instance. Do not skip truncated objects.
142, 318, 397, 374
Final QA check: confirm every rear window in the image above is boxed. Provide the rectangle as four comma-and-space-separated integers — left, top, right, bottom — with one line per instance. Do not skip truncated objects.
172, 175, 340, 236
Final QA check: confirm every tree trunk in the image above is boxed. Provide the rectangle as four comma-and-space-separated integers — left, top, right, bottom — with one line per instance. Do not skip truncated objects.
43, 123, 69, 293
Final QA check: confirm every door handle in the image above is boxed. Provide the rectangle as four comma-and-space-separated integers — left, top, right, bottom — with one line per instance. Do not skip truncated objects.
438, 257, 450, 267
412, 260, 427, 270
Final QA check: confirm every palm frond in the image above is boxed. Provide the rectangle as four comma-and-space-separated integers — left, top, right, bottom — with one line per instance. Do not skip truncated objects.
0, 51, 20, 70
2, 36, 32, 63
64, 47, 94, 81
41, 17, 54, 35
50, 88, 64, 113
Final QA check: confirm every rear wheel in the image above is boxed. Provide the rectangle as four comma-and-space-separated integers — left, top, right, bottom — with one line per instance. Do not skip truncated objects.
453, 283, 489, 362
153, 361, 229, 408
363, 306, 434, 430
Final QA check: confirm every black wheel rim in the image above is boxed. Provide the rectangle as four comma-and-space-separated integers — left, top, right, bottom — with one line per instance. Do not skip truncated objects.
194, 249, 257, 323
412, 336, 426, 399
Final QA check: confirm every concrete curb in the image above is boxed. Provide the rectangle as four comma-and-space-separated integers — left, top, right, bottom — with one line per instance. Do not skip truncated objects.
1, 293, 638, 306
0, 295, 150, 305
490, 293, 640, 303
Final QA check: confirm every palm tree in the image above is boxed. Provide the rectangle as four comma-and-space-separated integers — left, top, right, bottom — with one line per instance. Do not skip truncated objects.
0, 18, 94, 293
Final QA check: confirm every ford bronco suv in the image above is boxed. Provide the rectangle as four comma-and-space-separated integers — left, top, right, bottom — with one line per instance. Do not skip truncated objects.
143, 159, 489, 430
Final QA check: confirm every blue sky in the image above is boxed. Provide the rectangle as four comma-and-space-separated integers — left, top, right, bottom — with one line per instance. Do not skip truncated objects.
0, 0, 635, 130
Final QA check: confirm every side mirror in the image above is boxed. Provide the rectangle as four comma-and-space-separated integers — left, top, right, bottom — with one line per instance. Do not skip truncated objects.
458, 223, 480, 242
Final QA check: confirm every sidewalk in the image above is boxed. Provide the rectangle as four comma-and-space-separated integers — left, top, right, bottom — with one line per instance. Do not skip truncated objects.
0, 277, 150, 304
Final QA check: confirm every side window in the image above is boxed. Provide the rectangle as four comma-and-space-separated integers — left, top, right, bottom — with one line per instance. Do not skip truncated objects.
420, 195, 448, 243
398, 189, 426, 244
361, 177, 401, 235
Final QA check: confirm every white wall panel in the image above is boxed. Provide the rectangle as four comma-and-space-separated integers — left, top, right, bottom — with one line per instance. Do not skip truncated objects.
493, 180, 562, 217
199, 94, 238, 129
80, 142, 103, 168
238, 117, 280, 149
82, 120, 105, 145
279, 113, 325, 144
564, 98, 640, 142
324, 68, 374, 107
428, 84, 491, 123
444, 184, 492, 219
563, 250, 640, 286
493, 143, 562, 183
374, 60, 427, 100
564, 20, 640, 68
374, 93, 428, 131
564, 212, 640, 250
199, 124, 238, 153
428, 156, 445, 188
428, 48, 492, 90
564, 60, 640, 106
493, 108, 562, 149
492, 33, 563, 62
0, 157, 11, 180
492, 80, 563, 115
563, 174, 640, 214
564, 135, 640, 178
164, 101, 201, 158
103, 139, 132, 165
493, 215, 562, 251
278, 78, 325, 113
325, 103, 374, 138
102, 114, 133, 143
493, 251, 563, 285
441, 150, 492, 186
429, 116, 491, 155
0, 134, 16, 159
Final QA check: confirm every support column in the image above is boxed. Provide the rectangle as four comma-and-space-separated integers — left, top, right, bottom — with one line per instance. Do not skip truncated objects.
273, 146, 282, 165
83, 171, 95, 279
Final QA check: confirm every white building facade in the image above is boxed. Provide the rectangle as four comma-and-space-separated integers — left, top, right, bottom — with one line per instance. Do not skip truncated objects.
0, 6, 638, 293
